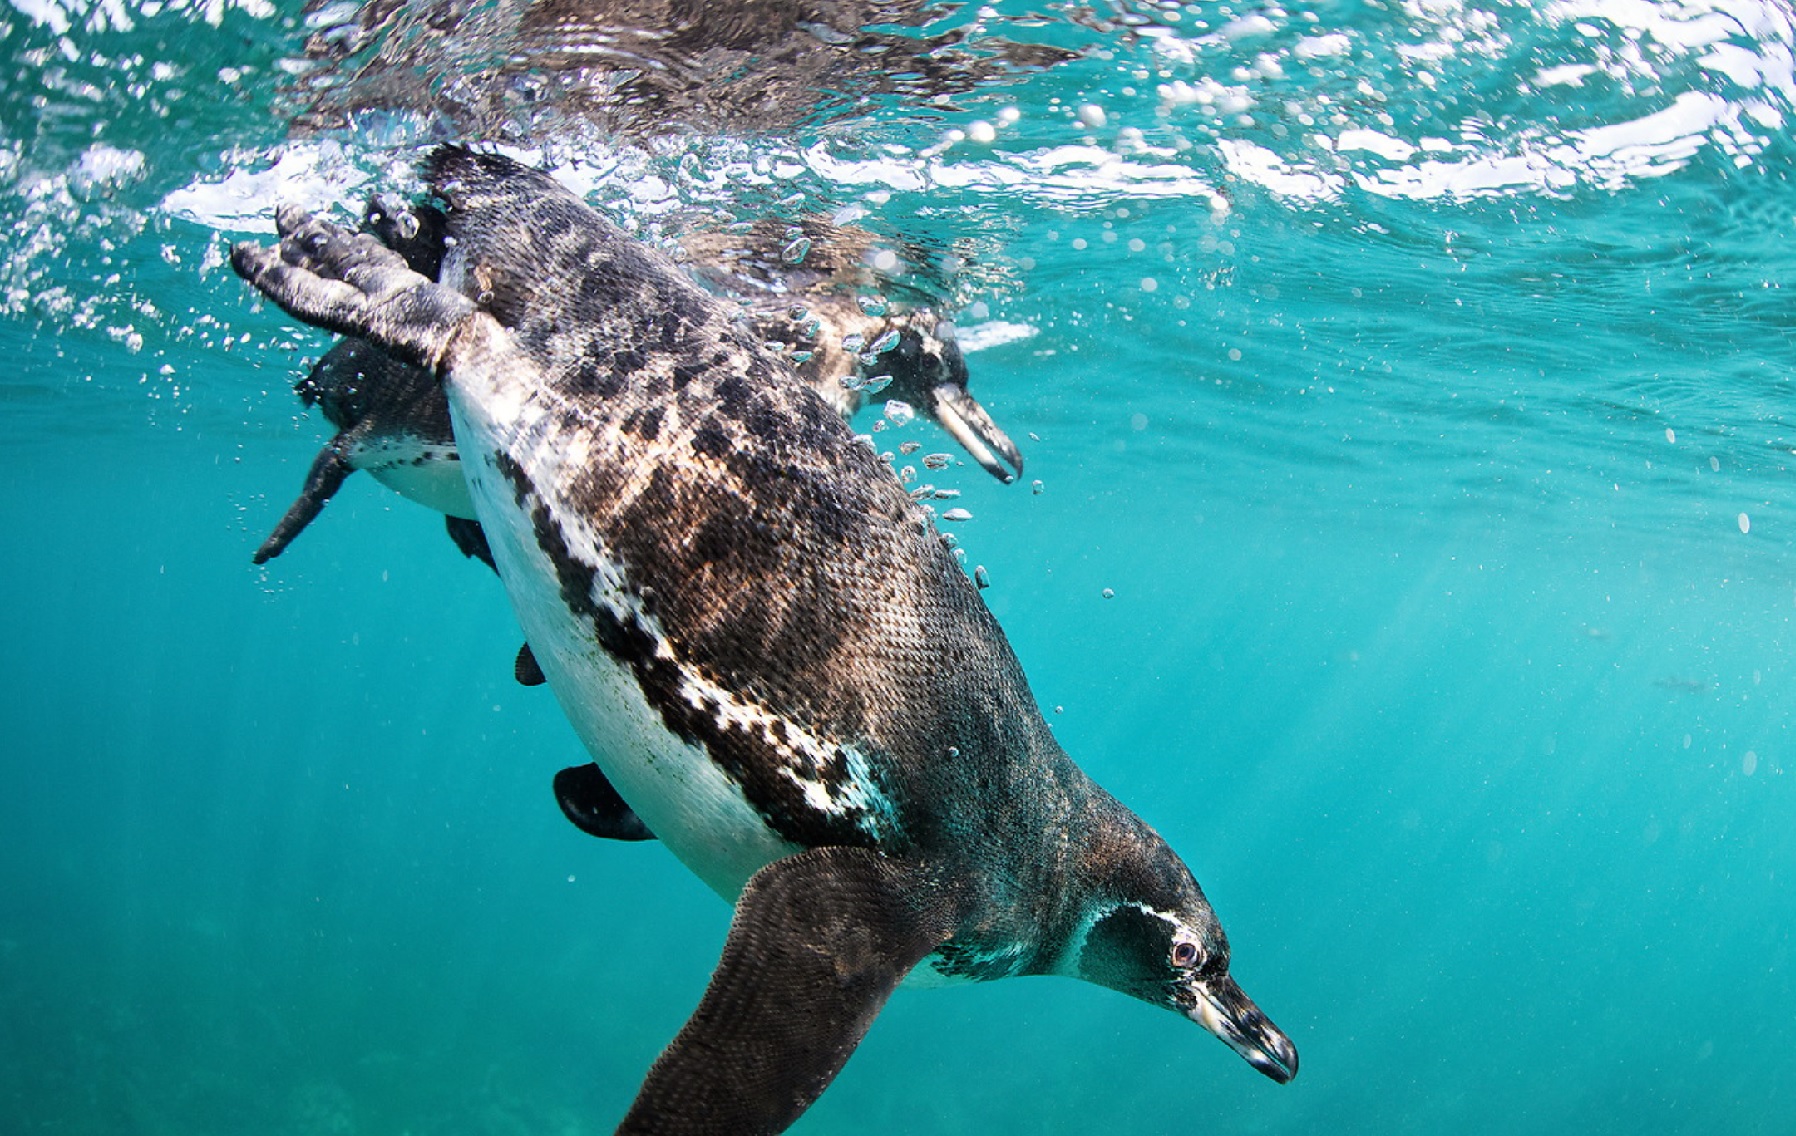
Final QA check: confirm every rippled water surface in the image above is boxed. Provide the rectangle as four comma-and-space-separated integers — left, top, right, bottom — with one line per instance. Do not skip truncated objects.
5, 2, 1796, 1133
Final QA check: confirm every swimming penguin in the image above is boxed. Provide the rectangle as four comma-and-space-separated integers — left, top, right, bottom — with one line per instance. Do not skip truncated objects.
688, 216, 1024, 482
252, 201, 1021, 565
232, 146, 1296, 1134
250, 197, 491, 567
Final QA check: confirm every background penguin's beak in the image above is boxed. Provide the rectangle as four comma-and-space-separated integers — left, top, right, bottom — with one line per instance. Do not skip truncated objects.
929, 383, 1024, 483
1187, 974, 1299, 1084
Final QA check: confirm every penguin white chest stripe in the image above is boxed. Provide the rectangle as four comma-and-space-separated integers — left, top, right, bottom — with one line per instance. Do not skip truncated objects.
451, 399, 904, 883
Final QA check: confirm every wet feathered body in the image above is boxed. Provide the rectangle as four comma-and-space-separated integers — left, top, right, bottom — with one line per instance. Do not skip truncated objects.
432, 149, 1092, 968
232, 146, 1295, 1134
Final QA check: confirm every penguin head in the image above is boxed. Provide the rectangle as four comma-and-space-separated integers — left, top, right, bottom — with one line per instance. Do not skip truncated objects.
1071, 835, 1298, 1084
881, 316, 1025, 484
296, 338, 455, 441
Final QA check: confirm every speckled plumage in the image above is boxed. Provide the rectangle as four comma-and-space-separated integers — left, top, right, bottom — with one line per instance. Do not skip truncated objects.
233, 146, 1294, 1136
253, 201, 1019, 565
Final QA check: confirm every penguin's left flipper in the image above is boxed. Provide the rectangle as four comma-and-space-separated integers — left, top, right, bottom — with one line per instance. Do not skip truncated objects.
553, 763, 653, 842
619, 847, 956, 1135
253, 427, 366, 564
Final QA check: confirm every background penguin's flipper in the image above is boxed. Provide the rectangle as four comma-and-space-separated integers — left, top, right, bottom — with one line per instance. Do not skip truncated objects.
619, 847, 955, 1136
443, 515, 497, 572
553, 763, 653, 841
253, 439, 357, 564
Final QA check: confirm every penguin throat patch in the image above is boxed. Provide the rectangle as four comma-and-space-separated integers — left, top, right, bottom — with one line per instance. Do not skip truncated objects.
494, 451, 901, 850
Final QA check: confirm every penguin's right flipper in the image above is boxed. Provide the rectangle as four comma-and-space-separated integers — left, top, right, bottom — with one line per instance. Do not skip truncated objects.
618, 847, 956, 1135
553, 764, 653, 841
444, 515, 497, 572
253, 439, 356, 564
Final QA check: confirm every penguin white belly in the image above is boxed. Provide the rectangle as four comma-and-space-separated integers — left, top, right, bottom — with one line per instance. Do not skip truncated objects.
447, 397, 802, 901
348, 436, 479, 518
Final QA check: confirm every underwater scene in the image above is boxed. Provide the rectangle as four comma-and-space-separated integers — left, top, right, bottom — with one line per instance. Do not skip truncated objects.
4, 0, 1795, 1132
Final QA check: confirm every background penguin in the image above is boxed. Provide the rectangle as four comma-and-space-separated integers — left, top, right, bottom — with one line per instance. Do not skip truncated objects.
250, 197, 490, 568
232, 147, 1296, 1135
252, 200, 1022, 566
687, 216, 1024, 482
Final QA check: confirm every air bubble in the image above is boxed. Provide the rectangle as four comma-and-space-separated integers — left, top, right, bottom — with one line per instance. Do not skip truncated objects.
922, 453, 951, 470
941, 507, 973, 522
974, 565, 991, 589
884, 400, 916, 427
781, 236, 812, 265
869, 329, 901, 355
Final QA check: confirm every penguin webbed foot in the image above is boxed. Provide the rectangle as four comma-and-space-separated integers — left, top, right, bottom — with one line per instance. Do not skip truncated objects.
553, 763, 653, 841
232, 206, 475, 370
443, 515, 498, 573
619, 847, 954, 1135
513, 642, 546, 687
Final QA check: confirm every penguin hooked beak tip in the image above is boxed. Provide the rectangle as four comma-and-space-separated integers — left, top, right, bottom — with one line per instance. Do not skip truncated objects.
928, 383, 1024, 484
1187, 974, 1299, 1084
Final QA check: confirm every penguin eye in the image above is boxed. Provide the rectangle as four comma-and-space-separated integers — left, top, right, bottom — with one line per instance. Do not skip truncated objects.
1170, 940, 1200, 969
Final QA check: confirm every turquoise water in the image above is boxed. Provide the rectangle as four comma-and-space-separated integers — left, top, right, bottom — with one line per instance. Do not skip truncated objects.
5, 1, 1796, 1132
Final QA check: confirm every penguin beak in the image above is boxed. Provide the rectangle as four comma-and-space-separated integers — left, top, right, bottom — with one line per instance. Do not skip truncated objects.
928, 383, 1024, 484
1187, 974, 1299, 1084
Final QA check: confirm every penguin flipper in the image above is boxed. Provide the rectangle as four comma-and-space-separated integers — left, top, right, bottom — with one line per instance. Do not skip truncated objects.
552, 763, 652, 841
444, 515, 498, 572
253, 440, 356, 564
619, 847, 954, 1136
